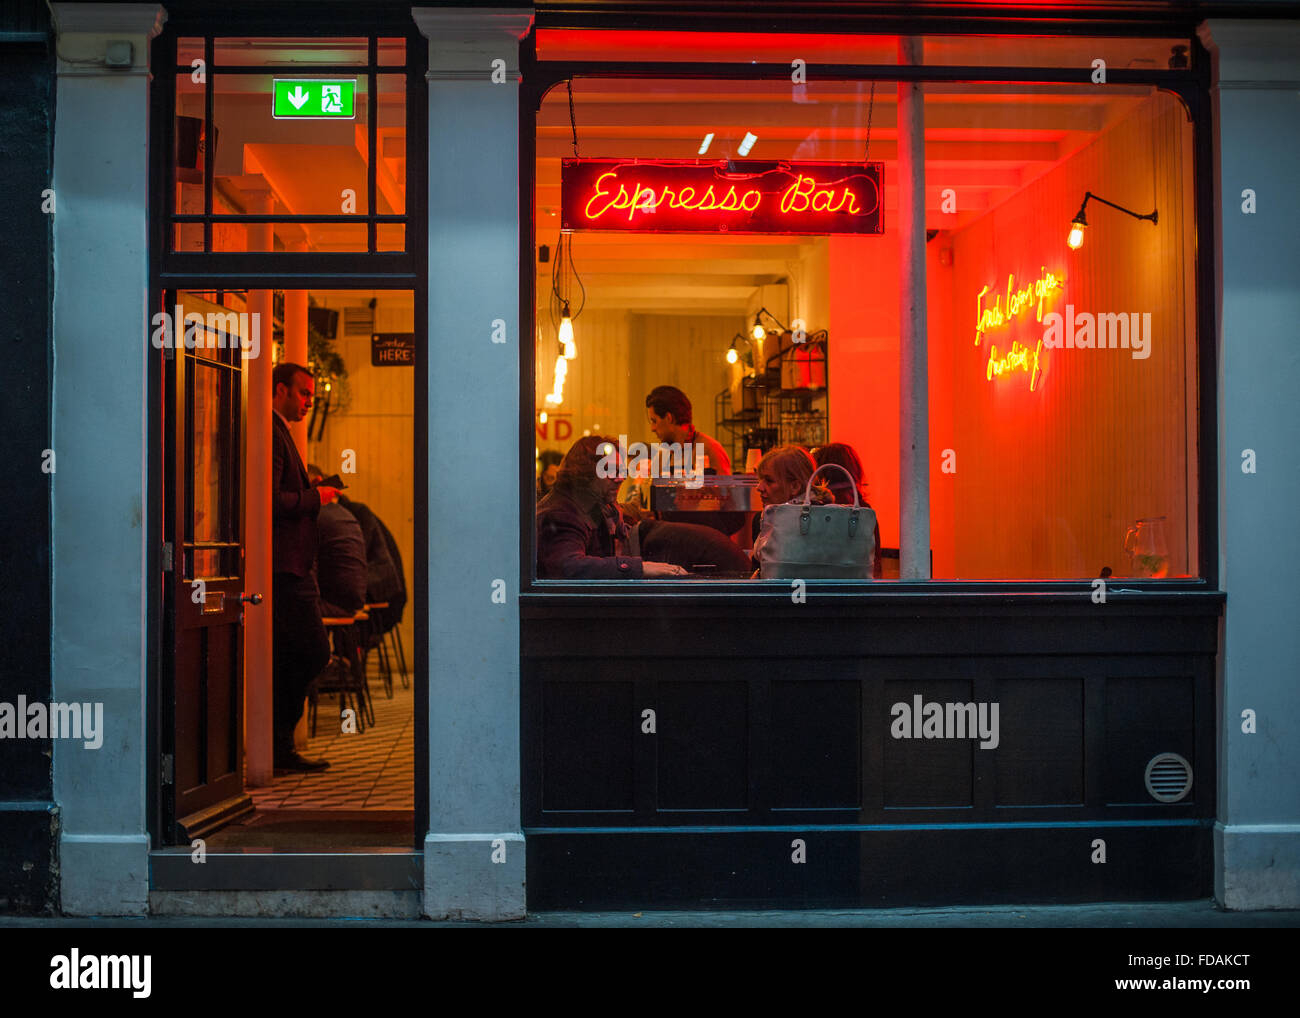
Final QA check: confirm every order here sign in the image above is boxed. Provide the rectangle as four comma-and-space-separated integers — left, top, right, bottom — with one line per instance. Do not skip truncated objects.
561, 159, 884, 235
272, 79, 356, 119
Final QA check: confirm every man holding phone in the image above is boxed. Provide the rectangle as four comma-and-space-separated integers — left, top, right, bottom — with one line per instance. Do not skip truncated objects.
271, 362, 341, 772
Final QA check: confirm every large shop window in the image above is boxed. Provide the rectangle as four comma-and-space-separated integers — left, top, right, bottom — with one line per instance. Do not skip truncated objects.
532, 62, 1199, 584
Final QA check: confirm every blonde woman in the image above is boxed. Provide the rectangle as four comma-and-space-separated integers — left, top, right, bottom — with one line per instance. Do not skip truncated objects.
750, 445, 832, 572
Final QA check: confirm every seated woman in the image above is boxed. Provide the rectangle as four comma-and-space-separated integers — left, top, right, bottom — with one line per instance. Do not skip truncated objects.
536, 435, 687, 579
749, 445, 832, 575
812, 442, 882, 579
752, 444, 833, 542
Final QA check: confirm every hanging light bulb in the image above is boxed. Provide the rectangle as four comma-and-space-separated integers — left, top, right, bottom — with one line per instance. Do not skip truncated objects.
559, 300, 576, 359
751, 312, 766, 342
1067, 217, 1086, 250
726, 346, 739, 364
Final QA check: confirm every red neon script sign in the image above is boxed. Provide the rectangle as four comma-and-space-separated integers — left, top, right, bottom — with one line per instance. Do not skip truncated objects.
561, 159, 884, 235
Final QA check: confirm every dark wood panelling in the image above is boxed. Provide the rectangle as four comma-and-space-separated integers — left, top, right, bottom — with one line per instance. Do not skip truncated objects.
523, 599, 1219, 904
526, 822, 1212, 910
657, 681, 749, 811
996, 677, 1084, 806
1105, 675, 1196, 805
883, 680, 975, 808
541, 678, 635, 812
770, 680, 860, 810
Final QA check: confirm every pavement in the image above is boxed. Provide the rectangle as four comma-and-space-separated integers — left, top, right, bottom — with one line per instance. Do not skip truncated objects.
2, 900, 1298, 926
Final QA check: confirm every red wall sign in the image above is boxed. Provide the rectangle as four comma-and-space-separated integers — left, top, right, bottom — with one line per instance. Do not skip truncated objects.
561, 159, 884, 235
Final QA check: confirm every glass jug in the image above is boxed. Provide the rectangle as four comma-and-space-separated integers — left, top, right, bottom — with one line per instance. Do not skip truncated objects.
1124, 516, 1170, 578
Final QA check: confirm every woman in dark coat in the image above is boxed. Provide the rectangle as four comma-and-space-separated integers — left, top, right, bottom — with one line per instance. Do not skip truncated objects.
536, 436, 688, 579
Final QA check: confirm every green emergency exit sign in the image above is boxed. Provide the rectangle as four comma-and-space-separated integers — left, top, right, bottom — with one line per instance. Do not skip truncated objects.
272, 79, 356, 119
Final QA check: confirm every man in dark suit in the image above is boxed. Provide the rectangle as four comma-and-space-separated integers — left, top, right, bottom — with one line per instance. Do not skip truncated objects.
271, 362, 341, 772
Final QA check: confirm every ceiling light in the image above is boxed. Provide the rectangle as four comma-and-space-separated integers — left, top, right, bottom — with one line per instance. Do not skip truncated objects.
738, 132, 758, 156
698, 132, 714, 155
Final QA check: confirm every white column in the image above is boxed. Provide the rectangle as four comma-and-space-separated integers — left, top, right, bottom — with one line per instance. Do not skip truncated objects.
413, 5, 533, 920
897, 38, 931, 579
49, 1, 164, 915
1198, 19, 1300, 911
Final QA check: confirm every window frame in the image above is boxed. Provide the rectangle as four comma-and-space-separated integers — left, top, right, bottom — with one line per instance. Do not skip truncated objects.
518, 22, 1219, 597
153, 21, 426, 284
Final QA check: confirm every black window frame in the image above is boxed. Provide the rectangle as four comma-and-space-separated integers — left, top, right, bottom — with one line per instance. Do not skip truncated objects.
154, 18, 425, 283
518, 16, 1219, 599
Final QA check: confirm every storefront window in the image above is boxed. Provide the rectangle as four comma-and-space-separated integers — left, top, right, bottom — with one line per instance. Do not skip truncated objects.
532, 62, 1199, 584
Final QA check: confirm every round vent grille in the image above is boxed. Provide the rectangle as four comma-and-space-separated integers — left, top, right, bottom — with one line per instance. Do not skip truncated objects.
1145, 752, 1193, 803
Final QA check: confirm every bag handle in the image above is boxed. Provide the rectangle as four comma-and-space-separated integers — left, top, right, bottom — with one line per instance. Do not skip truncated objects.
801, 463, 860, 507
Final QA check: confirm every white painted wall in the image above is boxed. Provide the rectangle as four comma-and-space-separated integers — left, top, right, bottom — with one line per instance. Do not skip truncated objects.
50, 1, 164, 916
1201, 19, 1300, 910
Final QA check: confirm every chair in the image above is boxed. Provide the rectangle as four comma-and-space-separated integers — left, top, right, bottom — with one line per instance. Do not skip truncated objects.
308, 611, 375, 736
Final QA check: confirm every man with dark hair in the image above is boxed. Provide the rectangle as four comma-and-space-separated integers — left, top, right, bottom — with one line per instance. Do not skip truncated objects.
271, 363, 339, 772
644, 385, 731, 476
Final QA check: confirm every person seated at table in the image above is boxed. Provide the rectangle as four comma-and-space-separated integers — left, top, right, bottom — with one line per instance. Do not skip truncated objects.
749, 445, 834, 574
537, 449, 563, 498
308, 465, 401, 620
812, 442, 882, 578
306, 464, 367, 618
537, 435, 687, 579
751, 445, 833, 540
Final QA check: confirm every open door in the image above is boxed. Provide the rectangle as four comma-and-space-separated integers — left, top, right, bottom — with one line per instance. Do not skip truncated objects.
161, 290, 256, 841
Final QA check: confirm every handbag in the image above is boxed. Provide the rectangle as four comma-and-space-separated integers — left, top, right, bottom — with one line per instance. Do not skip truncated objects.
753, 463, 876, 579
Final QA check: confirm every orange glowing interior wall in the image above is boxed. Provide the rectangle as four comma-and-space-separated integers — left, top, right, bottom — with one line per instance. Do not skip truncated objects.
830, 92, 1194, 579
943, 93, 1196, 579
827, 233, 956, 574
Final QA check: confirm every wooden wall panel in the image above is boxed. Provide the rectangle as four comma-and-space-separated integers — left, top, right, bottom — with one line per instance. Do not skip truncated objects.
628, 313, 745, 451
534, 308, 632, 456
532, 309, 742, 460
945, 93, 1197, 579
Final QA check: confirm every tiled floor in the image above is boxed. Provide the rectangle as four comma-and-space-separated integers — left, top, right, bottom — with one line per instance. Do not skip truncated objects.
248, 659, 414, 811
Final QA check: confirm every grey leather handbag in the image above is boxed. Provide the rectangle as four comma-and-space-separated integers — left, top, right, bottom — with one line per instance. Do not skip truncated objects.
753, 463, 877, 579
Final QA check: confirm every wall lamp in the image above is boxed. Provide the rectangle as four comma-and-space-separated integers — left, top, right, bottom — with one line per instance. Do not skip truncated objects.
725, 333, 756, 369
1068, 191, 1158, 250
750, 307, 787, 341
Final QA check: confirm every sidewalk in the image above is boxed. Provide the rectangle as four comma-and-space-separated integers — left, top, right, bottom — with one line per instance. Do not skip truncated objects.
2, 900, 1298, 927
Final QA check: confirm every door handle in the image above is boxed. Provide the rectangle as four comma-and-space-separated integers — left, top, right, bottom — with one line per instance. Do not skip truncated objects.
240, 593, 264, 605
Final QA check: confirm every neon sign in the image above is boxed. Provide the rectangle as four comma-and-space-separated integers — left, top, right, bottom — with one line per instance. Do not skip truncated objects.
561, 159, 883, 235
986, 340, 1044, 391
974, 268, 1063, 346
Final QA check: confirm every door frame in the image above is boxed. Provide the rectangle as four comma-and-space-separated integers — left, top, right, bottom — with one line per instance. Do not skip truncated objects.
146, 14, 430, 858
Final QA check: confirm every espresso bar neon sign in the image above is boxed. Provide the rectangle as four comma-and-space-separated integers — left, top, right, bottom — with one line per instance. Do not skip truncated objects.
561, 159, 884, 235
